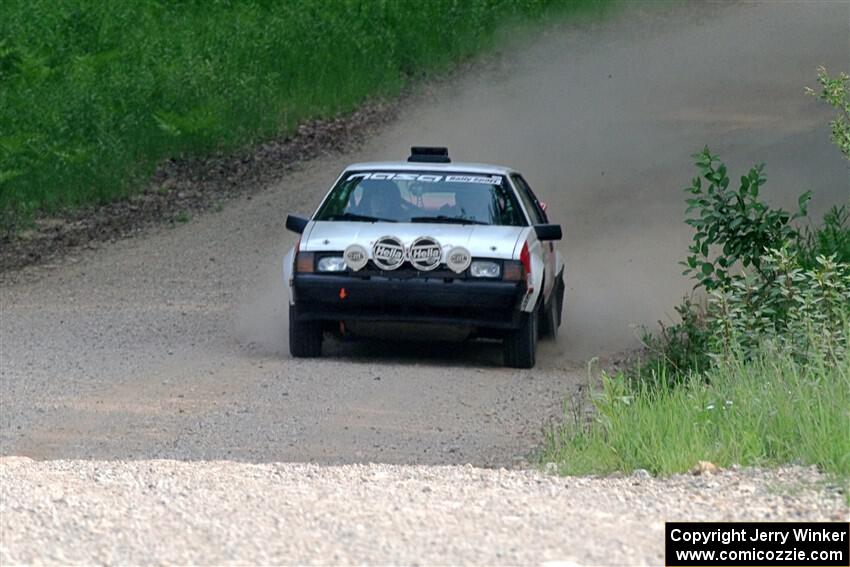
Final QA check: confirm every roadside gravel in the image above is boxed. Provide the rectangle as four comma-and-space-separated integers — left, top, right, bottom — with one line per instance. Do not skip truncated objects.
1, 459, 846, 566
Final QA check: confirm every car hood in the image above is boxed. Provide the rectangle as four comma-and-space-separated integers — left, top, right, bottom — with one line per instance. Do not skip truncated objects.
302, 221, 525, 260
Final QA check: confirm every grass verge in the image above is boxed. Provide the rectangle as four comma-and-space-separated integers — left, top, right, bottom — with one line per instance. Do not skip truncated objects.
541, 342, 850, 480
0, 0, 610, 229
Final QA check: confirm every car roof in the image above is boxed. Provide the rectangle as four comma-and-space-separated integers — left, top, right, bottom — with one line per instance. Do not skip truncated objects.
344, 161, 517, 175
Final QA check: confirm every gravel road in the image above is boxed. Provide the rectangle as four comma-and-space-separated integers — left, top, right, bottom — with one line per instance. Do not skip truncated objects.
1, 459, 847, 566
1, 1, 848, 564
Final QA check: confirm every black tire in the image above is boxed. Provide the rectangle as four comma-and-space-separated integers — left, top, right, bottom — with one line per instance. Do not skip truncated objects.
289, 304, 323, 357
555, 271, 565, 328
503, 306, 538, 368
540, 297, 558, 339
540, 272, 565, 339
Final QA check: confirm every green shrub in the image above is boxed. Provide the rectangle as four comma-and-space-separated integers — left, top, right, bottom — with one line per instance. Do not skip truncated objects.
800, 205, 850, 268
643, 148, 848, 379
639, 148, 813, 381
544, 70, 850, 484
707, 248, 850, 362
682, 147, 809, 291
632, 298, 711, 388
807, 66, 850, 160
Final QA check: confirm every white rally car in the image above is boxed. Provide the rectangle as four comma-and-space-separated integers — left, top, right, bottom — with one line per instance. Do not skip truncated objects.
283, 147, 564, 368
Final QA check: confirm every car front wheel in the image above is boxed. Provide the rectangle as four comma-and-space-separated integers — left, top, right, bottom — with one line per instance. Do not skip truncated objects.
503, 306, 538, 368
289, 304, 323, 358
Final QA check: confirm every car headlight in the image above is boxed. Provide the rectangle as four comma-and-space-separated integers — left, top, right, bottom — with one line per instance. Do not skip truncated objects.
317, 256, 347, 272
469, 260, 501, 278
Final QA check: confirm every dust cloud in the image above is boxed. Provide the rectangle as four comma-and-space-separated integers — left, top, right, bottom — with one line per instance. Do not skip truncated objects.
357, 0, 849, 359
235, 261, 290, 356
238, 1, 849, 362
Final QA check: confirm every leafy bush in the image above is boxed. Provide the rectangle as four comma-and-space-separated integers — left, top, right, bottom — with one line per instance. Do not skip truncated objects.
800, 205, 850, 268
544, 70, 850, 483
807, 66, 850, 160
642, 147, 850, 378
632, 299, 711, 388
682, 147, 809, 291
639, 147, 817, 380
707, 248, 850, 362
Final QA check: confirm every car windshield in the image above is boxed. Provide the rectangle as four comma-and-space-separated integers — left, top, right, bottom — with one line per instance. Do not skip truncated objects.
314, 171, 526, 226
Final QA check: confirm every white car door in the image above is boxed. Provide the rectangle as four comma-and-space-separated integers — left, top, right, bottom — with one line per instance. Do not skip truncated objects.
511, 174, 555, 300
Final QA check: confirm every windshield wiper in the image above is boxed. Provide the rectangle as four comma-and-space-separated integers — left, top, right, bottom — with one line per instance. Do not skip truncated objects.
410, 215, 489, 226
327, 212, 397, 223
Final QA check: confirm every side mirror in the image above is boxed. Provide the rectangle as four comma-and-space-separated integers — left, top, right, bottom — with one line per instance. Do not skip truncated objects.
534, 224, 562, 241
286, 214, 309, 234
539, 201, 548, 212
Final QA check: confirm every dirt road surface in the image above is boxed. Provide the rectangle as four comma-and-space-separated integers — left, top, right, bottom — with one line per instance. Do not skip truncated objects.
1, 1, 848, 564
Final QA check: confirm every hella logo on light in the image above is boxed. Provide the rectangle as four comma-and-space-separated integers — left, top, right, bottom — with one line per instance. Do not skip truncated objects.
371, 236, 405, 270
409, 237, 442, 271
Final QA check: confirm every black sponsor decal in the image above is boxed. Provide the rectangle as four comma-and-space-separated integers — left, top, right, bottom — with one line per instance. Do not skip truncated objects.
348, 172, 502, 184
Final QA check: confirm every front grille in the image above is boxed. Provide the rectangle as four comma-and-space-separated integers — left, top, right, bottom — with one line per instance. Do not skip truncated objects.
359, 261, 463, 279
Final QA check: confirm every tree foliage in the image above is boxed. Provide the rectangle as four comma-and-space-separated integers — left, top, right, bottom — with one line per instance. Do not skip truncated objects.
807, 66, 850, 160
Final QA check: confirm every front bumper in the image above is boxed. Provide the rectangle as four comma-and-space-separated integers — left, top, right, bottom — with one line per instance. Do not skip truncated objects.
292, 274, 525, 329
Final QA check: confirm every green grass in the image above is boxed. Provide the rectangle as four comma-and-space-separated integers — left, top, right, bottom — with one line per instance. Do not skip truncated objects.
0, 0, 610, 228
541, 338, 850, 481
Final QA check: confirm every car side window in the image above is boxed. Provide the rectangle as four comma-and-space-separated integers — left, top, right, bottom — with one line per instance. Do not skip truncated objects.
511, 174, 546, 224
